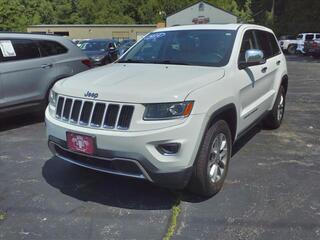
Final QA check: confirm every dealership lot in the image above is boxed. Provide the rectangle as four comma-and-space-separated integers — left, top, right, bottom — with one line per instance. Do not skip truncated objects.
0, 58, 320, 240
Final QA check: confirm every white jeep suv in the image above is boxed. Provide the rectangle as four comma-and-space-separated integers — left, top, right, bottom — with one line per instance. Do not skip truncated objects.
46, 24, 288, 196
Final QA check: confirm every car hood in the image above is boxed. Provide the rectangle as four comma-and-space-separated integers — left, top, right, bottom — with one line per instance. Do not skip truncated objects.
55, 63, 225, 103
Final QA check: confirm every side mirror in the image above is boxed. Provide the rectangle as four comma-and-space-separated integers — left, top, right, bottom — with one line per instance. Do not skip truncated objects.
239, 49, 265, 69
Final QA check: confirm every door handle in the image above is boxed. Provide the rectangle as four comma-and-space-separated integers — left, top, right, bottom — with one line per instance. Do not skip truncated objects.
276, 60, 281, 65
41, 63, 53, 69
261, 67, 268, 73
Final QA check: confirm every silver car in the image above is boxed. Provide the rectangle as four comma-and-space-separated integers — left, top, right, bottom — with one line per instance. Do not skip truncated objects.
0, 33, 91, 117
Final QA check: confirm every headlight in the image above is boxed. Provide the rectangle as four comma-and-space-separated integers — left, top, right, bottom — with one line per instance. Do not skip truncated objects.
92, 55, 105, 62
143, 101, 194, 120
49, 89, 58, 107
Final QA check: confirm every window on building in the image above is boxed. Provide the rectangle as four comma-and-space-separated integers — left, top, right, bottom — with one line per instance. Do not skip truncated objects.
199, 2, 205, 11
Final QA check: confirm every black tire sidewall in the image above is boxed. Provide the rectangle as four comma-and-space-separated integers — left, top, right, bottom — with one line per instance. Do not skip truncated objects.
191, 120, 232, 196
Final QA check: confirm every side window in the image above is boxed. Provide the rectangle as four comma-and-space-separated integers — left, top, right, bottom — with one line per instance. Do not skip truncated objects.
255, 30, 273, 59
305, 34, 314, 41
267, 32, 281, 56
38, 40, 68, 57
0, 39, 40, 62
239, 30, 258, 62
316, 34, 320, 39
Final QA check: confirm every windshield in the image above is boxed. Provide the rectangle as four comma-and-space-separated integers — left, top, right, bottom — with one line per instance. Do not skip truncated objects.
80, 41, 109, 51
297, 34, 303, 40
119, 30, 236, 67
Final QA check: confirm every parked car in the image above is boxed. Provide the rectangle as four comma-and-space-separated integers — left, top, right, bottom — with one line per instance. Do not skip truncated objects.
278, 35, 298, 54
304, 39, 320, 58
119, 39, 136, 46
46, 24, 288, 197
296, 33, 320, 54
76, 39, 90, 48
79, 39, 119, 66
0, 33, 91, 117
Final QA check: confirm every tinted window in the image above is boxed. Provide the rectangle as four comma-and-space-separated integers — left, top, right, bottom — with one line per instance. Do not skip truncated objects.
38, 40, 68, 57
316, 34, 320, 39
120, 30, 236, 67
239, 30, 258, 62
255, 31, 273, 59
0, 39, 40, 62
267, 32, 281, 56
306, 34, 314, 40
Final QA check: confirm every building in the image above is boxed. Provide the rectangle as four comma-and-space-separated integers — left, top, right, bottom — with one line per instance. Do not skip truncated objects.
27, 24, 158, 41
166, 1, 238, 27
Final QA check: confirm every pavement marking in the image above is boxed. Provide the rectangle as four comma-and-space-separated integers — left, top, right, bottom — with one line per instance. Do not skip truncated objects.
163, 197, 181, 240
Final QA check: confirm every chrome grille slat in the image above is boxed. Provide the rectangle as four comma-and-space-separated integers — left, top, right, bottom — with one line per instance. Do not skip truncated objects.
114, 105, 123, 128
60, 97, 66, 120
68, 99, 75, 122
54, 96, 134, 131
88, 101, 96, 126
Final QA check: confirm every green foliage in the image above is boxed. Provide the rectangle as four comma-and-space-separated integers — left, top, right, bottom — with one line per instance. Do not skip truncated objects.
1, 0, 318, 35
0, 0, 253, 31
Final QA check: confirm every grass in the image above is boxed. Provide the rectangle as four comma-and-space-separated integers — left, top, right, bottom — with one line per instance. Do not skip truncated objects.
163, 198, 181, 240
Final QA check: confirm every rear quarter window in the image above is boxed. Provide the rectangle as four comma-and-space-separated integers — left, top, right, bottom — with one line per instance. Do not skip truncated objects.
37, 40, 68, 57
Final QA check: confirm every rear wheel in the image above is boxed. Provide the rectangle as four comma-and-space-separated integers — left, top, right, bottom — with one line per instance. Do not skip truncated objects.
287, 44, 297, 55
264, 86, 286, 129
188, 120, 232, 197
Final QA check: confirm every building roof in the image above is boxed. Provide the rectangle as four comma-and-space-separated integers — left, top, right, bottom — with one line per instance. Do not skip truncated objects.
28, 24, 157, 28
166, 1, 238, 19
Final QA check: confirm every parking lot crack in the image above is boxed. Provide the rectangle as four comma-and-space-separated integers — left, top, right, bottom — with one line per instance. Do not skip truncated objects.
163, 195, 181, 240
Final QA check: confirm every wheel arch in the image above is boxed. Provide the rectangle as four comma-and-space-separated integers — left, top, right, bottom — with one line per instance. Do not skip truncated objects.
43, 74, 72, 105
206, 103, 238, 143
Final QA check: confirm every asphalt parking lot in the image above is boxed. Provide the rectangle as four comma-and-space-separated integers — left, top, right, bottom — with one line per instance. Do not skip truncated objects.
0, 57, 320, 240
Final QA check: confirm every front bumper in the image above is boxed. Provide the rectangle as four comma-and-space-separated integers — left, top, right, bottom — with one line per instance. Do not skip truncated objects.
45, 108, 206, 189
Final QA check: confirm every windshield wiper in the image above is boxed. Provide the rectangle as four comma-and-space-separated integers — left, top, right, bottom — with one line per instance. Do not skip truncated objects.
151, 60, 191, 65
118, 59, 146, 63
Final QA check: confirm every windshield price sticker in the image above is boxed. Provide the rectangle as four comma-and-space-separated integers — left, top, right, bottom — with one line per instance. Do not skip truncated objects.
0, 40, 16, 57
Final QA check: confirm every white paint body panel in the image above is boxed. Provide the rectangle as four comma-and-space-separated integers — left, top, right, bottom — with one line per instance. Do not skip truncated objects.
46, 24, 288, 175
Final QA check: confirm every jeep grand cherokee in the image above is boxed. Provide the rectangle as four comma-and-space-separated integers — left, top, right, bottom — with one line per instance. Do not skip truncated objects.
46, 24, 288, 196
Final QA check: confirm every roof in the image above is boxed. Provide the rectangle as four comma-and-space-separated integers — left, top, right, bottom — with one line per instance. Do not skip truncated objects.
153, 24, 273, 33
28, 24, 157, 28
0, 32, 67, 40
166, 1, 238, 19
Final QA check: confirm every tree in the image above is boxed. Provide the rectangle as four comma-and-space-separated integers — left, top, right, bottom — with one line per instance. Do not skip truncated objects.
0, 0, 27, 31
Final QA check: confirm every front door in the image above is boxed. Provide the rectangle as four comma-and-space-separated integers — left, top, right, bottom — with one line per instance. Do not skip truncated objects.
236, 30, 275, 132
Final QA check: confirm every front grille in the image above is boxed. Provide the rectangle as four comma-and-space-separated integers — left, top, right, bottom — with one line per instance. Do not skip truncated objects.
55, 96, 134, 130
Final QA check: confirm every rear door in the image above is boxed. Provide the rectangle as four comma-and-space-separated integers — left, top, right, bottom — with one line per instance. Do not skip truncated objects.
0, 38, 52, 108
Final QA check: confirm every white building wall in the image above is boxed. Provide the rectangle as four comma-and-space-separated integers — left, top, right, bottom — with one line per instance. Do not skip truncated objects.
166, 1, 237, 27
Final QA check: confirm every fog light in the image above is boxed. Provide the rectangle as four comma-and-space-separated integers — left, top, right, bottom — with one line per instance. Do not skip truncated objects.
156, 143, 180, 155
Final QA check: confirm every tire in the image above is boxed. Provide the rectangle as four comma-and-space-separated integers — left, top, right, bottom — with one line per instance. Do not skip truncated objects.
287, 44, 297, 55
188, 120, 232, 197
264, 86, 286, 129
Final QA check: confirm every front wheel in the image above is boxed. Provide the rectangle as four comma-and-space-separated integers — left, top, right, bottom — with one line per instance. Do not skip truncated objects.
188, 120, 232, 197
264, 86, 286, 129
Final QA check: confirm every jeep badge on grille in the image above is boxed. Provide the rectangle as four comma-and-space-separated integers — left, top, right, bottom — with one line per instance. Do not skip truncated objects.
84, 91, 98, 99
